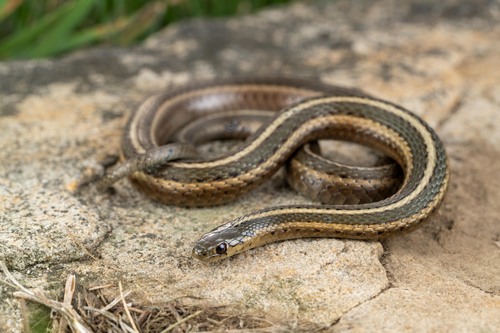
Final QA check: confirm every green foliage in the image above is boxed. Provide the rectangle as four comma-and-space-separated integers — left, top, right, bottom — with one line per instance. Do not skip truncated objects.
28, 303, 52, 333
0, 0, 294, 59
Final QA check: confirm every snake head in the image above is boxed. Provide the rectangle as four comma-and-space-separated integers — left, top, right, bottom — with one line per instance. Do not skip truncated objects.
192, 223, 248, 262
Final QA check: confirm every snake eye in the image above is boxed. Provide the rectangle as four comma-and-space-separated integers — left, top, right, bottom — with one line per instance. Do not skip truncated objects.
215, 242, 227, 255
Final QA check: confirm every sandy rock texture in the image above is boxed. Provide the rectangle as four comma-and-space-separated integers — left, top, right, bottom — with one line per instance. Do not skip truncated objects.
1, 0, 499, 331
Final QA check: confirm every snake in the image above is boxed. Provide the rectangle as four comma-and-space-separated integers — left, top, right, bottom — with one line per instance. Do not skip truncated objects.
99, 78, 449, 262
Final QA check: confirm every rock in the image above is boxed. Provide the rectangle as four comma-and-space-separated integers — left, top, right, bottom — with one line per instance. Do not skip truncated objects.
0, 179, 109, 270
1, 0, 499, 331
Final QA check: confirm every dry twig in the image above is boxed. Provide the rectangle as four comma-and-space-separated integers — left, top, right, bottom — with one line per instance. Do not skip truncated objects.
0, 261, 322, 332
1, 261, 93, 333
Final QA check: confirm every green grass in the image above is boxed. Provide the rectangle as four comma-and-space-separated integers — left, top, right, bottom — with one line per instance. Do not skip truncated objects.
0, 0, 294, 59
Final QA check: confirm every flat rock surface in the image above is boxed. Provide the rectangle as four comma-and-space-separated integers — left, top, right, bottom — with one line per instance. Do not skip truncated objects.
1, 0, 500, 331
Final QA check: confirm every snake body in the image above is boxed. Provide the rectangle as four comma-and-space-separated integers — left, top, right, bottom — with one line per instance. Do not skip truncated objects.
175, 109, 402, 205
106, 78, 449, 262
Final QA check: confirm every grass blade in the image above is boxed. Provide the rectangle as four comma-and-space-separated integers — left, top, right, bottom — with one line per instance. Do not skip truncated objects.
30, 0, 95, 58
0, 0, 22, 21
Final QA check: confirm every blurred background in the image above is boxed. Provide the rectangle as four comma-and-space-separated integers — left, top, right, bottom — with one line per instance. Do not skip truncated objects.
0, 0, 296, 60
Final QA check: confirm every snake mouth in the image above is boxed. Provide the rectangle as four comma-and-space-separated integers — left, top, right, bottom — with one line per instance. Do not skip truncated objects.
192, 244, 224, 262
